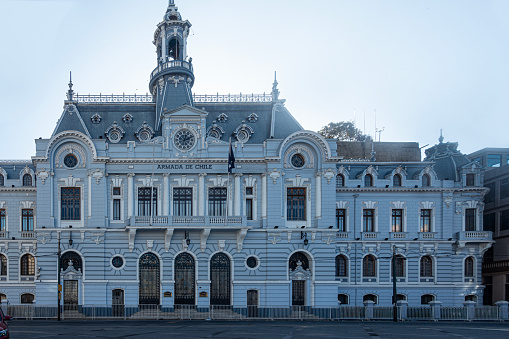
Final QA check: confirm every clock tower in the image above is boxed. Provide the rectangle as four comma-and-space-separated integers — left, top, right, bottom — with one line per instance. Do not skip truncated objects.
149, 0, 195, 131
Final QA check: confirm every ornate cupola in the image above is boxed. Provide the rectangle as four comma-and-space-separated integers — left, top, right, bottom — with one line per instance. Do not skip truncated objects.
149, 0, 194, 131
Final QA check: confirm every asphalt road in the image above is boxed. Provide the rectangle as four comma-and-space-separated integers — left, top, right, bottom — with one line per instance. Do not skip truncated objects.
7, 320, 509, 339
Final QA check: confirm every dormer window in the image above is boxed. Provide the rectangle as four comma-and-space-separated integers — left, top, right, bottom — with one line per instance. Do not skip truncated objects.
364, 174, 373, 187
393, 174, 402, 187
23, 174, 32, 187
422, 174, 431, 187
466, 174, 475, 186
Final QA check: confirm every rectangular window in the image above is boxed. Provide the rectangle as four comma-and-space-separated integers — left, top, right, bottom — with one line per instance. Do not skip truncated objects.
246, 187, 253, 195
113, 199, 121, 220
466, 174, 475, 186
287, 188, 306, 221
113, 187, 121, 196
420, 209, 431, 232
336, 209, 346, 231
484, 213, 495, 232
485, 182, 496, 203
487, 154, 502, 168
500, 210, 509, 231
61, 187, 80, 220
246, 199, 253, 220
363, 209, 374, 232
501, 179, 509, 200
22, 209, 34, 231
465, 208, 477, 231
391, 209, 403, 232
138, 187, 157, 216
173, 187, 193, 216
208, 187, 227, 216
0, 210, 5, 231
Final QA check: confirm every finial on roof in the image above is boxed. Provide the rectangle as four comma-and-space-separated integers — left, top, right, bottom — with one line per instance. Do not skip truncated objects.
271, 71, 280, 101
66, 71, 74, 101
438, 129, 444, 144
169, 0, 175, 5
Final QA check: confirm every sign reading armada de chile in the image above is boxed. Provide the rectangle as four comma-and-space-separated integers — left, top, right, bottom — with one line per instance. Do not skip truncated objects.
157, 164, 214, 170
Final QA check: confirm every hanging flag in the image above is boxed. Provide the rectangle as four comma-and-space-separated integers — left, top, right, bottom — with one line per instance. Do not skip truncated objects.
228, 138, 235, 174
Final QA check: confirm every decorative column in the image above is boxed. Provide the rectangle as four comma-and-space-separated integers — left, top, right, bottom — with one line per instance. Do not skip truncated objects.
234, 173, 242, 216
261, 173, 267, 219
161, 26, 166, 62
163, 174, 170, 216
315, 172, 322, 219
198, 173, 206, 216
127, 173, 135, 218
88, 173, 92, 218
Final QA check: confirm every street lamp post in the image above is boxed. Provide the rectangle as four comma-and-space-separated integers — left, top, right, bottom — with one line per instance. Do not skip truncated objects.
391, 245, 397, 322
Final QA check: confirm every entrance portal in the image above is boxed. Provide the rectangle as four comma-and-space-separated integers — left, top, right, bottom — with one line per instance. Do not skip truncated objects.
139, 253, 160, 305
174, 252, 195, 305
210, 253, 231, 305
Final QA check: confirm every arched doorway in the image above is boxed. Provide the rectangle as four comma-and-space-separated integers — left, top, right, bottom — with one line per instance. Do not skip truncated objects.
210, 253, 231, 305
174, 252, 195, 305
139, 253, 160, 305
60, 251, 83, 310
289, 252, 310, 306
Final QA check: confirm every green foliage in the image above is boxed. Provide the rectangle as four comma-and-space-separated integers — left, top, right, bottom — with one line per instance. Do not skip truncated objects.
318, 121, 370, 141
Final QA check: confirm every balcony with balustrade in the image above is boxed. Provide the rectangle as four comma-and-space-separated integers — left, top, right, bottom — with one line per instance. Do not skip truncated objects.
128, 215, 246, 229
149, 59, 194, 89
455, 231, 492, 242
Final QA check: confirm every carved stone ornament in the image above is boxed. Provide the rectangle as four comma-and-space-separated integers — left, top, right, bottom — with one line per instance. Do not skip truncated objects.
37, 169, 50, 185
289, 260, 312, 281
122, 113, 133, 123
91, 113, 102, 124
61, 260, 82, 280
443, 192, 453, 208
38, 232, 51, 245
92, 169, 104, 184
91, 232, 104, 245
455, 202, 463, 215
269, 169, 281, 184
321, 232, 336, 245
217, 113, 228, 123
135, 121, 154, 142
267, 232, 281, 245
247, 113, 258, 123
66, 104, 76, 114
323, 168, 336, 184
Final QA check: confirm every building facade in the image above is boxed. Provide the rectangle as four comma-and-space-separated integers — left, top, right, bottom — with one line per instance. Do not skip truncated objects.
0, 1, 492, 309
467, 148, 509, 305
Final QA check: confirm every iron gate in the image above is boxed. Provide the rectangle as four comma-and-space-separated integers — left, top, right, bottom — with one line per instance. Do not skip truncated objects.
112, 289, 125, 317
139, 253, 160, 305
174, 252, 195, 305
292, 280, 305, 306
210, 253, 231, 305
64, 280, 78, 310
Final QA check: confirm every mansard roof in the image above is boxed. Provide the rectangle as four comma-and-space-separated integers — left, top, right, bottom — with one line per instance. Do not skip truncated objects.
424, 140, 471, 181
52, 98, 303, 145
0, 161, 34, 180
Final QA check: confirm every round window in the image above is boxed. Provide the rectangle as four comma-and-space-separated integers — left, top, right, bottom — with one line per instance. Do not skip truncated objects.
246, 256, 258, 269
138, 130, 151, 142
64, 154, 78, 168
108, 130, 121, 143
291, 154, 305, 168
237, 130, 249, 143
111, 256, 124, 269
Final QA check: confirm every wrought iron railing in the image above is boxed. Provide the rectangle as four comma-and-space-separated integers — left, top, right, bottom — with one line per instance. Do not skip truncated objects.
4, 304, 505, 321
483, 260, 509, 273
75, 93, 273, 104
193, 93, 273, 103
150, 60, 194, 79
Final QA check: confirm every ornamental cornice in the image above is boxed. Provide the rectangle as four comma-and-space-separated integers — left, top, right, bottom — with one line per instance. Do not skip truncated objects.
106, 158, 267, 164
0, 187, 37, 193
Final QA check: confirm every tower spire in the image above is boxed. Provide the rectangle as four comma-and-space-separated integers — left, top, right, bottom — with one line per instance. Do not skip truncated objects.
271, 71, 280, 101
66, 71, 74, 101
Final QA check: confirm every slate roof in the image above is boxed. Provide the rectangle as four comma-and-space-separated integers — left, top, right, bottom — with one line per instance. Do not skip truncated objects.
0, 162, 34, 180
424, 141, 471, 181
53, 101, 303, 144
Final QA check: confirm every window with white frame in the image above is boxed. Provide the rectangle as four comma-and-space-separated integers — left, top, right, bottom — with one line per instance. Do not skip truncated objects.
245, 187, 254, 220
465, 256, 475, 277
138, 187, 157, 216
422, 174, 431, 187
20, 254, 35, 276
208, 187, 227, 216
363, 209, 375, 232
336, 209, 346, 231
22, 209, 34, 231
363, 255, 377, 277
287, 188, 306, 221
173, 187, 193, 216
420, 209, 432, 232
335, 255, 348, 277
394, 255, 405, 277
61, 187, 80, 220
0, 254, 7, 276
391, 209, 403, 232
465, 208, 477, 231
112, 186, 122, 221
0, 209, 5, 231
393, 174, 402, 187
420, 256, 434, 277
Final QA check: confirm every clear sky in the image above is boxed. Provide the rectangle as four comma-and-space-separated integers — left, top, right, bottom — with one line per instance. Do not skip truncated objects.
0, 0, 508, 159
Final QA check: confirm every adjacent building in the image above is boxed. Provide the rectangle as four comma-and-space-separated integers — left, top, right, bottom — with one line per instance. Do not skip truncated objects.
0, 1, 492, 310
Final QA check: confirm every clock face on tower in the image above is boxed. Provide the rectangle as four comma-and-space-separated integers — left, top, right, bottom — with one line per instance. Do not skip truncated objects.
173, 128, 196, 152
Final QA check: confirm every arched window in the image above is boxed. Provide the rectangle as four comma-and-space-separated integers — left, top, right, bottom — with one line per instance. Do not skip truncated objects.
23, 174, 32, 187
60, 251, 83, 272
0, 254, 7, 276
422, 174, 431, 187
21, 293, 34, 304
168, 38, 181, 60
394, 255, 405, 277
21, 254, 35, 276
336, 174, 344, 188
393, 174, 402, 187
421, 294, 435, 305
335, 255, 348, 277
465, 295, 477, 302
210, 253, 231, 305
396, 294, 407, 302
289, 252, 309, 271
0, 174, 4, 187
363, 255, 376, 277
420, 256, 433, 277
464, 257, 475, 277
363, 294, 378, 304
364, 174, 373, 187
338, 294, 349, 305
